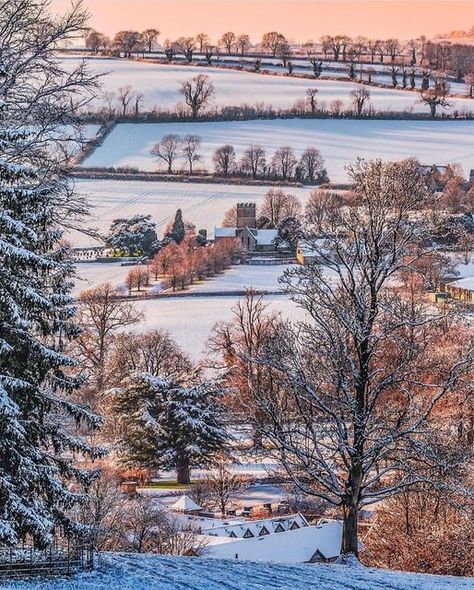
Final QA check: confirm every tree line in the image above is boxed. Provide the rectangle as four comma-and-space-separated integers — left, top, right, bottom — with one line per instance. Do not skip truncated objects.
150, 132, 328, 183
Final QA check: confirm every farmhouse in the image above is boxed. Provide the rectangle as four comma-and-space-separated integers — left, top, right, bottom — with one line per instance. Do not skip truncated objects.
214, 203, 280, 253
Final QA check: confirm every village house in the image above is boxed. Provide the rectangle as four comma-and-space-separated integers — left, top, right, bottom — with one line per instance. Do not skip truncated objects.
445, 277, 474, 303
214, 203, 281, 253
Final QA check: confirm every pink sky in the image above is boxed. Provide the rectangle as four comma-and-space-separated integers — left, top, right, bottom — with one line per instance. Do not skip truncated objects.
53, 0, 474, 41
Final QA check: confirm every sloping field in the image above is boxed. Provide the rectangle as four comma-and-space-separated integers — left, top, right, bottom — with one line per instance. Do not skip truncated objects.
81, 119, 474, 182
70, 179, 312, 247
5, 553, 474, 590
63, 56, 474, 114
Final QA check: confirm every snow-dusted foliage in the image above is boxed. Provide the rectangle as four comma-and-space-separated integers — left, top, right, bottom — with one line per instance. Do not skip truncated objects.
112, 374, 228, 483
105, 214, 159, 256
0, 0, 101, 547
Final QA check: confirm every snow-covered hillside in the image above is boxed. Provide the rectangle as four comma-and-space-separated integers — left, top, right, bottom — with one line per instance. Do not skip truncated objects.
81, 119, 474, 182
63, 56, 474, 114
70, 179, 311, 248
5, 553, 474, 590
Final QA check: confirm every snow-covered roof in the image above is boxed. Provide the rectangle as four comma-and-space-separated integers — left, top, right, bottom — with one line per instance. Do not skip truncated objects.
170, 495, 202, 512
201, 520, 343, 564
255, 229, 278, 246
214, 227, 237, 238
203, 513, 308, 539
446, 276, 474, 291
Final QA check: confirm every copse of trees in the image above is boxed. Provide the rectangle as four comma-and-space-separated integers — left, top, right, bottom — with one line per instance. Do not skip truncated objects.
106, 214, 159, 256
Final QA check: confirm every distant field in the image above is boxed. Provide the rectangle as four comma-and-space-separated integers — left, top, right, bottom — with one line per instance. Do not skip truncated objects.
70, 179, 312, 248
81, 119, 474, 182
63, 56, 474, 113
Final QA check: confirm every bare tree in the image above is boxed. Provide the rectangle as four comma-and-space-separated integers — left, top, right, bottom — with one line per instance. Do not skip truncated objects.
126, 265, 150, 293
250, 158, 474, 556
350, 87, 371, 116
196, 33, 210, 53
179, 74, 215, 117
182, 135, 201, 173
261, 188, 301, 226
271, 146, 297, 180
118, 85, 134, 116
151, 134, 182, 173
299, 147, 326, 183
114, 30, 141, 57
122, 496, 169, 553
306, 87, 319, 113
261, 31, 286, 57
205, 454, 249, 515
175, 36, 196, 62
134, 92, 144, 117
75, 283, 142, 395
140, 28, 160, 52
420, 79, 451, 117
219, 31, 236, 54
85, 30, 109, 53
305, 189, 343, 231
213, 144, 236, 176
204, 43, 215, 65
236, 34, 250, 55
240, 145, 266, 179
108, 330, 193, 385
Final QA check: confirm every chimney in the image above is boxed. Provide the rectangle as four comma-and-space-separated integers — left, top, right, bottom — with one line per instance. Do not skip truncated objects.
236, 203, 256, 229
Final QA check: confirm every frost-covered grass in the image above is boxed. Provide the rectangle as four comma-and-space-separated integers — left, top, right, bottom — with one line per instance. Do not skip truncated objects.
5, 552, 474, 590
64, 56, 474, 114
81, 119, 474, 182
188, 264, 291, 294
70, 179, 311, 248
73, 262, 131, 295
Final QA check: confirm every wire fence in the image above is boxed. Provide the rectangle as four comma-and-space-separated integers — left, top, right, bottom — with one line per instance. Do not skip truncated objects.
0, 541, 94, 579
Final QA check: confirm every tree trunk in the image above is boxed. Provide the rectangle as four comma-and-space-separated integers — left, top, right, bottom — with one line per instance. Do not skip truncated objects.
177, 463, 190, 484
342, 504, 359, 555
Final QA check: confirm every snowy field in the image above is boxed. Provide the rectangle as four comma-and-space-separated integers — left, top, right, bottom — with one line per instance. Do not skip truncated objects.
132, 295, 303, 360
6, 553, 474, 590
73, 262, 131, 295
70, 179, 312, 247
189, 264, 291, 294
81, 119, 474, 182
63, 56, 474, 114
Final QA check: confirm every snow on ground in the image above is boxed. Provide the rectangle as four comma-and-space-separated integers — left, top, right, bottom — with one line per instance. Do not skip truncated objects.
132, 295, 304, 360
81, 119, 474, 183
189, 264, 291, 294
73, 262, 131, 295
63, 56, 473, 114
6, 553, 474, 590
69, 179, 312, 248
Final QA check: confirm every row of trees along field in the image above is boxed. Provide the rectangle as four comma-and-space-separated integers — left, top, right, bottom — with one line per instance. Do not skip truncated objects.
150, 133, 328, 182
85, 28, 474, 78
1, 0, 474, 575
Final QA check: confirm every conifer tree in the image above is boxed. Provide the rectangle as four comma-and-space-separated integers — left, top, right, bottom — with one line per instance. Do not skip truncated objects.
113, 374, 228, 484
0, 0, 101, 547
169, 209, 186, 244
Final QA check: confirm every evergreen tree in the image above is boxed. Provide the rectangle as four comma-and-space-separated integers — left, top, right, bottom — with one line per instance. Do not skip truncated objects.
0, 0, 101, 547
113, 374, 228, 484
169, 209, 186, 244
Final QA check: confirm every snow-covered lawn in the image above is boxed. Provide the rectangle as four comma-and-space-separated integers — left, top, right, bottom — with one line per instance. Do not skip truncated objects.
81, 119, 474, 182
5, 553, 474, 589
132, 295, 303, 360
64, 56, 473, 114
69, 179, 311, 248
